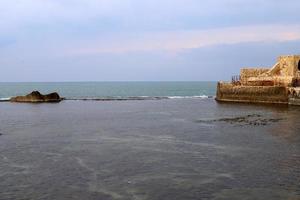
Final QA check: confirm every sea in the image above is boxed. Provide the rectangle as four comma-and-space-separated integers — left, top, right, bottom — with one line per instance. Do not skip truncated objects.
0, 82, 300, 200
0, 82, 216, 101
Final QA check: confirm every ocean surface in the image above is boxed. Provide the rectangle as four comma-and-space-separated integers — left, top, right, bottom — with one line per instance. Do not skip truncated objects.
0, 82, 216, 100
0, 82, 300, 200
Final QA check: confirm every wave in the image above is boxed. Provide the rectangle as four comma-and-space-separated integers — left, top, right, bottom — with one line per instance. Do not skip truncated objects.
167, 95, 212, 99
64, 95, 214, 101
0, 98, 11, 102
0, 95, 214, 102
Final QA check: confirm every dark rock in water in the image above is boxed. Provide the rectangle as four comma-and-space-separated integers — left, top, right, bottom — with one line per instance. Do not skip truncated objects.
0, 133, 2, 136
10, 91, 62, 103
196, 114, 284, 126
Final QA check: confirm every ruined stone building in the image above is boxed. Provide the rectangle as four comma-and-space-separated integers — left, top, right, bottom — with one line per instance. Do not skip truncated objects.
216, 55, 300, 105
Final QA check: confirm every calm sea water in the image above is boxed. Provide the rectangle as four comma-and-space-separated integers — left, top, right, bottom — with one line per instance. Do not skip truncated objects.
0, 82, 216, 100
0, 82, 300, 200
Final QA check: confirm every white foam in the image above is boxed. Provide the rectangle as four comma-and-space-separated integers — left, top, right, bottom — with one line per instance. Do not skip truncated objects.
0, 97, 10, 101
167, 95, 211, 99
63, 95, 214, 101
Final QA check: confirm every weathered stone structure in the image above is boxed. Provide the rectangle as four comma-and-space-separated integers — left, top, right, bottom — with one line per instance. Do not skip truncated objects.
216, 55, 300, 105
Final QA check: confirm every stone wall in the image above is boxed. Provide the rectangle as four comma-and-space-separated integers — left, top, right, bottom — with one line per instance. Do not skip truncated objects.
240, 68, 269, 84
216, 55, 300, 106
287, 87, 300, 105
277, 55, 300, 77
245, 80, 275, 86
216, 82, 288, 104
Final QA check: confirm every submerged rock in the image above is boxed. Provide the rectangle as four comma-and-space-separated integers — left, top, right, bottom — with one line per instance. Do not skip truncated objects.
10, 91, 62, 103
196, 114, 284, 126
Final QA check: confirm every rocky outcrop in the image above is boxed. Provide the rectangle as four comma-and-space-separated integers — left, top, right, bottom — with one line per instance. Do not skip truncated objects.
10, 91, 62, 103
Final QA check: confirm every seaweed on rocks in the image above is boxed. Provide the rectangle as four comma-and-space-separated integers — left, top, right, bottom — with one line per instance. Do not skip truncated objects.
196, 114, 284, 126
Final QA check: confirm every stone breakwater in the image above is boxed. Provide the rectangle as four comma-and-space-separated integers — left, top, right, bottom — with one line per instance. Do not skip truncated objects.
216, 55, 300, 106
216, 83, 289, 104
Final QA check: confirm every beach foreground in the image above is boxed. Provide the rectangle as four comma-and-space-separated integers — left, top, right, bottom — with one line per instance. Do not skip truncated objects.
0, 99, 300, 200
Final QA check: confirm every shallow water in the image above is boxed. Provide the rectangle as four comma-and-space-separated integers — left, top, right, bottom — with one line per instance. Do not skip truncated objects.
0, 99, 300, 200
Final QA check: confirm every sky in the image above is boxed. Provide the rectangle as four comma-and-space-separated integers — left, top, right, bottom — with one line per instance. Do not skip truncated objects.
0, 0, 300, 81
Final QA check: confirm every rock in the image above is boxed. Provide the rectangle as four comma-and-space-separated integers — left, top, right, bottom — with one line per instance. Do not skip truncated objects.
196, 114, 283, 126
10, 91, 62, 103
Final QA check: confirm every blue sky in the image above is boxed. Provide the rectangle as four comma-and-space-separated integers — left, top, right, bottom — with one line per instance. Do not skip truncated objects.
0, 0, 300, 81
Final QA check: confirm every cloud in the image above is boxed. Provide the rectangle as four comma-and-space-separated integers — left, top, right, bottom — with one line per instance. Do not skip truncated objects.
2, 23, 300, 60
0, 0, 131, 35
67, 24, 300, 54
1, 0, 300, 81
1, 40, 299, 82
1, 0, 300, 34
